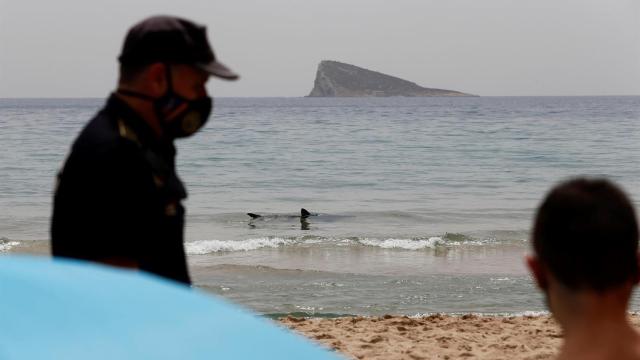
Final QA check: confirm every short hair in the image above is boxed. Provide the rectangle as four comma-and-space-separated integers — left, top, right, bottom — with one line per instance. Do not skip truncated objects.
118, 63, 150, 85
533, 178, 639, 291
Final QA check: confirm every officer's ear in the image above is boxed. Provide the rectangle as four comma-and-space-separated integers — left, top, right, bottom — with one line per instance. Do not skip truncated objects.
634, 252, 640, 285
146, 62, 168, 97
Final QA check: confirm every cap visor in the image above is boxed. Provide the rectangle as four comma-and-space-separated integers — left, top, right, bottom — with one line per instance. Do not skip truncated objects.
196, 61, 239, 80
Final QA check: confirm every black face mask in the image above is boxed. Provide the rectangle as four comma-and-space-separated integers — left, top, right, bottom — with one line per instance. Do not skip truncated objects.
117, 65, 212, 139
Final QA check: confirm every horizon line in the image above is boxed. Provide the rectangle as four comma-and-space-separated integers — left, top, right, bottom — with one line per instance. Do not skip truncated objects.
1, 94, 640, 99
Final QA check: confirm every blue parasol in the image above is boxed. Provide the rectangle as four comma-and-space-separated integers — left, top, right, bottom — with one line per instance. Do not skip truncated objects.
0, 255, 343, 359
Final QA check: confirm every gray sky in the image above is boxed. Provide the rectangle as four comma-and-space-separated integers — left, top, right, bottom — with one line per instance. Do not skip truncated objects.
1, 0, 639, 97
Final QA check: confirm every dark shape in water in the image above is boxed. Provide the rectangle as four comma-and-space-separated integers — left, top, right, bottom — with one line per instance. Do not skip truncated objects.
247, 208, 315, 220
247, 208, 316, 230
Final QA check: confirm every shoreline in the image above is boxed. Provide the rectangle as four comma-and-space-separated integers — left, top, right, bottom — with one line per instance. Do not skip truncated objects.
278, 314, 640, 360
1, 248, 638, 358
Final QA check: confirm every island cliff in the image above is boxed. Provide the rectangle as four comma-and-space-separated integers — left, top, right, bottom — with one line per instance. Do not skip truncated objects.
308, 60, 474, 97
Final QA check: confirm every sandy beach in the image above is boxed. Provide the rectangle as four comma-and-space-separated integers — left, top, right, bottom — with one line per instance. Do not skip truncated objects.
280, 314, 640, 360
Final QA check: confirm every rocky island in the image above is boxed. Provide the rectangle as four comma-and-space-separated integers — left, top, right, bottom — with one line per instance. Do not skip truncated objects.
308, 60, 474, 97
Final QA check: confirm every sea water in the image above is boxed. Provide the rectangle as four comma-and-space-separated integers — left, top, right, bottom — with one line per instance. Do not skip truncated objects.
1, 96, 639, 316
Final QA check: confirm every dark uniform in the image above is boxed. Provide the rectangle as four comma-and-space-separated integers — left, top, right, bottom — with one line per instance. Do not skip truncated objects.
51, 94, 191, 284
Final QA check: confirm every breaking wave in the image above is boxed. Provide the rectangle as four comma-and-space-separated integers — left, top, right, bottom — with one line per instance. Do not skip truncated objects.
186, 237, 296, 254
185, 233, 510, 255
0, 237, 20, 252
358, 237, 444, 250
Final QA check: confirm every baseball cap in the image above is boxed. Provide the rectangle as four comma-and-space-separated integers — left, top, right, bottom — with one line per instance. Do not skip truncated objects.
118, 15, 238, 80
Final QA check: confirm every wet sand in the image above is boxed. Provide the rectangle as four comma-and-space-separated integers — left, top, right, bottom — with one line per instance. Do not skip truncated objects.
279, 314, 640, 360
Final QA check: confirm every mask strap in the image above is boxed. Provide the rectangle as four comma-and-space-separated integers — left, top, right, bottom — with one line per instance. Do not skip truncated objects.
116, 88, 157, 101
165, 63, 174, 94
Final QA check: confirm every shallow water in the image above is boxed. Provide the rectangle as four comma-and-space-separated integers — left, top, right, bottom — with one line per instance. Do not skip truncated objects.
1, 96, 639, 315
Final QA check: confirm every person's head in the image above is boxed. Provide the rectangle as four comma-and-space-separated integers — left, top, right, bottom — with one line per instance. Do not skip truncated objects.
116, 15, 238, 138
528, 178, 639, 312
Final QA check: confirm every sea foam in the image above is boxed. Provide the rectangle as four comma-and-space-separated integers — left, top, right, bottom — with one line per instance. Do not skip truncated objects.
358, 237, 445, 250
185, 235, 493, 254
0, 239, 19, 252
186, 237, 294, 254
